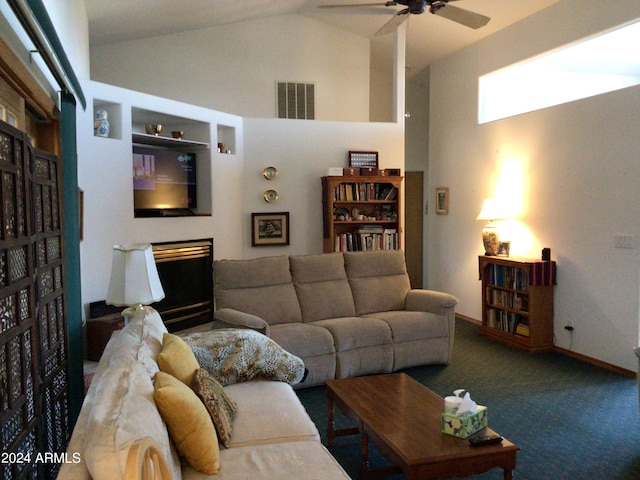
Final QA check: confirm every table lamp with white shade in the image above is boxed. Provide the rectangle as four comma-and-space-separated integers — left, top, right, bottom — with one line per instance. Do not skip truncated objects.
105, 243, 165, 321
476, 199, 509, 256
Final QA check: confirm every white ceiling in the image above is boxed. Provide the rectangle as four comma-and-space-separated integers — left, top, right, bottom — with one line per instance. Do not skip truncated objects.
85, 0, 563, 79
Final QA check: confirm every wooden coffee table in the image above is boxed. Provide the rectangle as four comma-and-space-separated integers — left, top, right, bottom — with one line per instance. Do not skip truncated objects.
326, 373, 519, 479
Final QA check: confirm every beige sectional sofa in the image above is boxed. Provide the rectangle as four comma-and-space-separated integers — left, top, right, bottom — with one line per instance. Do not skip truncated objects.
58, 309, 350, 480
213, 250, 459, 387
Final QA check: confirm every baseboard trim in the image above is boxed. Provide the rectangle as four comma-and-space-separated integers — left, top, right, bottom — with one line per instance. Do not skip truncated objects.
553, 346, 635, 378
456, 313, 480, 325
456, 315, 636, 379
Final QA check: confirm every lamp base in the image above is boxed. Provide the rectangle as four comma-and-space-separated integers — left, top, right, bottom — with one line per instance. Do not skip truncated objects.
121, 304, 149, 324
482, 226, 499, 256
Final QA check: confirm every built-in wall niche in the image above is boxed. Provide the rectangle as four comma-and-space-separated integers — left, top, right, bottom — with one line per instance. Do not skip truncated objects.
131, 107, 211, 147
131, 107, 212, 217
217, 124, 236, 154
93, 99, 122, 139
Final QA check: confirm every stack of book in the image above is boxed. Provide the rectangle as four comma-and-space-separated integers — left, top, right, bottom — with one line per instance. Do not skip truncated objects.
333, 227, 398, 252
332, 183, 398, 201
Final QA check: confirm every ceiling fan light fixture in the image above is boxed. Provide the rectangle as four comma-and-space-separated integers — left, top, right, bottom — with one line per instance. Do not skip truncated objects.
318, 0, 490, 35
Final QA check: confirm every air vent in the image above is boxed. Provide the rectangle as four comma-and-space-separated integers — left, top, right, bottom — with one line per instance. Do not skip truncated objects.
277, 82, 315, 120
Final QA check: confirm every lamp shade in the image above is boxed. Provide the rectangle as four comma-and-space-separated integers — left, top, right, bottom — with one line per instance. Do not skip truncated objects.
105, 243, 165, 308
476, 199, 508, 222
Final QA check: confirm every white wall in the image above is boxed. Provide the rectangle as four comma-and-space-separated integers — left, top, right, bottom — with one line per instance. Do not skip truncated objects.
90, 14, 370, 121
78, 81, 246, 304
45, 0, 90, 79
405, 72, 430, 281
428, 0, 640, 371
242, 118, 404, 257
77, 80, 403, 311
76, 12, 405, 311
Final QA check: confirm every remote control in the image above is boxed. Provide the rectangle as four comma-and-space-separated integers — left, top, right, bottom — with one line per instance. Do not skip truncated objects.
469, 434, 503, 446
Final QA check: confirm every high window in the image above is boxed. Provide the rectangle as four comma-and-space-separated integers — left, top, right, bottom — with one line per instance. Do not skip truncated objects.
479, 19, 640, 124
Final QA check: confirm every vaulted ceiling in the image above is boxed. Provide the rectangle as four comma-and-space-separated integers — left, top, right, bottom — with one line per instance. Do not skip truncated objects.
85, 0, 563, 80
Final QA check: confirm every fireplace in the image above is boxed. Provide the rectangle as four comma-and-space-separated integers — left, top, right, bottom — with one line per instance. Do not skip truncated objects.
89, 238, 213, 333
151, 238, 213, 332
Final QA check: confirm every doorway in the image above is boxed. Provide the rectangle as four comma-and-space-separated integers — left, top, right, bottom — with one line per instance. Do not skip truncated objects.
404, 171, 424, 288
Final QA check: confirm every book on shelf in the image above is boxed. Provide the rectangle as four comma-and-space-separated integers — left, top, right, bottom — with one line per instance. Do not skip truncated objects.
485, 289, 530, 313
332, 182, 399, 202
489, 264, 529, 290
333, 229, 399, 252
486, 309, 529, 337
515, 322, 530, 337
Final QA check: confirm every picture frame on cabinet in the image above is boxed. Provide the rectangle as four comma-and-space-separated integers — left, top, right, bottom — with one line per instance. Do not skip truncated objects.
435, 187, 449, 215
497, 241, 511, 257
348, 151, 378, 169
252, 212, 290, 246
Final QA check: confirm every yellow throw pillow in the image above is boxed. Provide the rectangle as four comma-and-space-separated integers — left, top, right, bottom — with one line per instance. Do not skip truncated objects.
153, 371, 220, 475
157, 333, 200, 385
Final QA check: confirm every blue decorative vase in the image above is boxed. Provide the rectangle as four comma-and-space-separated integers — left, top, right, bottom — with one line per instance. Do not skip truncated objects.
94, 109, 110, 137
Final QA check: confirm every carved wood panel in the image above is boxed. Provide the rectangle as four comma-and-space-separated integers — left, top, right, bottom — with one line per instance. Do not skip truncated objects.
0, 120, 68, 479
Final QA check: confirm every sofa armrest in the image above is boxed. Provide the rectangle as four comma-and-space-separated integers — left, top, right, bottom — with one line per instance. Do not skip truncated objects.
125, 437, 173, 480
406, 289, 458, 362
213, 308, 270, 336
405, 289, 458, 315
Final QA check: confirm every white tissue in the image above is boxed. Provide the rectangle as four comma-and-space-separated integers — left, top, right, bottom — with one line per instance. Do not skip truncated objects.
444, 396, 462, 411
455, 392, 477, 416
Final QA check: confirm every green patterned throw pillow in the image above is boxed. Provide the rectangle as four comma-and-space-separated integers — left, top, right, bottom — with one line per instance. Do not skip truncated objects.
191, 368, 238, 448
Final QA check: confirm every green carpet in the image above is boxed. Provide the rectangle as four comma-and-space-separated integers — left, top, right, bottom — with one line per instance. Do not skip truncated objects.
296, 318, 640, 479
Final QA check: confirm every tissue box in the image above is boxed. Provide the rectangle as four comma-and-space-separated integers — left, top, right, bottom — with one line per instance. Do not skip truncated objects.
441, 405, 488, 438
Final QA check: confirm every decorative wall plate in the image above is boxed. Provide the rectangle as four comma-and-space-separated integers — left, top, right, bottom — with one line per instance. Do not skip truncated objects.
263, 189, 279, 203
263, 166, 278, 180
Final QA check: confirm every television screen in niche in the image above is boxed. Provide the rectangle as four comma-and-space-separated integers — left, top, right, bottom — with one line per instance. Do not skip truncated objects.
133, 145, 196, 217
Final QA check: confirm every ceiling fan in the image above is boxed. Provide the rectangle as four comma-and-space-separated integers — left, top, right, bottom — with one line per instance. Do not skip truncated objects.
318, 0, 491, 36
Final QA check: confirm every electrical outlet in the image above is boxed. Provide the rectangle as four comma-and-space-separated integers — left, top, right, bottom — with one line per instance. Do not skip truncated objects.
614, 234, 635, 249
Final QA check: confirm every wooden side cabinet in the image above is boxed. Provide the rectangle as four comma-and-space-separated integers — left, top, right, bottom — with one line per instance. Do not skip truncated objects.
479, 255, 556, 353
86, 313, 125, 361
322, 175, 403, 253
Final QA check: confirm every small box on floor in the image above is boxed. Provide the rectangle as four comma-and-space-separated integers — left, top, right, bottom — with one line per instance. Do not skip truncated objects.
441, 406, 488, 438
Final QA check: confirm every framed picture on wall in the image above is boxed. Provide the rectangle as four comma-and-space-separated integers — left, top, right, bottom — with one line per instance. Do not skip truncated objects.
252, 212, 290, 246
435, 187, 449, 215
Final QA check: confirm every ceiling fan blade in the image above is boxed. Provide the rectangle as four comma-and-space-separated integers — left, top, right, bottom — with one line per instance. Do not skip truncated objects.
318, 2, 393, 8
375, 12, 409, 36
433, 4, 490, 29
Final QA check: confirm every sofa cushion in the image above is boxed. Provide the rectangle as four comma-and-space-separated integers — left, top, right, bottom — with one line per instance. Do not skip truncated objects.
158, 332, 200, 385
214, 256, 302, 324
191, 368, 238, 448
223, 380, 320, 447
182, 329, 306, 386
269, 323, 337, 387
311, 317, 392, 351
362, 310, 449, 342
154, 371, 220, 475
311, 317, 394, 378
183, 441, 351, 480
269, 322, 336, 358
290, 252, 356, 322
344, 250, 411, 315
83, 309, 182, 480
362, 311, 451, 368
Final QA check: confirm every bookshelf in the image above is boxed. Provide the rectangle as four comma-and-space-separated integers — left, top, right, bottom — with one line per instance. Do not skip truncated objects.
479, 255, 556, 352
322, 175, 403, 253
